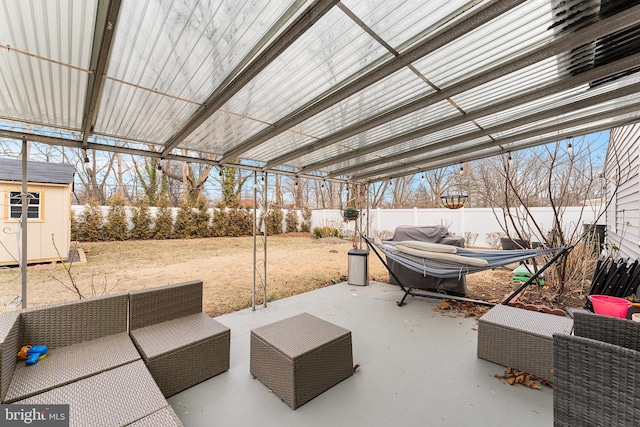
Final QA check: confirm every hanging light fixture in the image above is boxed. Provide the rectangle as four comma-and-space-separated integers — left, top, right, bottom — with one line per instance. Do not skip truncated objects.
567, 142, 573, 155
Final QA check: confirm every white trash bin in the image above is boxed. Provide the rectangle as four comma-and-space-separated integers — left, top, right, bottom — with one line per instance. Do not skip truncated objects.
348, 249, 369, 286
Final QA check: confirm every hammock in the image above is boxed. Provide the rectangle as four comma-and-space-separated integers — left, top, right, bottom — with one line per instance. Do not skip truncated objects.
370, 238, 563, 279
363, 236, 572, 307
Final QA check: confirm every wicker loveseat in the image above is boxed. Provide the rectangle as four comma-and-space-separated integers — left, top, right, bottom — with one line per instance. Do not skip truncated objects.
553, 311, 640, 426
0, 293, 182, 426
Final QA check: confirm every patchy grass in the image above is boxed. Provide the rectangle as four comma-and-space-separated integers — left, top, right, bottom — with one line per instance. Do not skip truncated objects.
0, 234, 389, 316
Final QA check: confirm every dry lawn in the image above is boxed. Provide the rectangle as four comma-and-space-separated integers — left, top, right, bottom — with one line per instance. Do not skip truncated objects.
0, 234, 390, 316
1, 234, 579, 316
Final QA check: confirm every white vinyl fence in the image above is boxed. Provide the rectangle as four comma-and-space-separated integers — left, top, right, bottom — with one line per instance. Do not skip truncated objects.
311, 206, 605, 247
72, 205, 604, 247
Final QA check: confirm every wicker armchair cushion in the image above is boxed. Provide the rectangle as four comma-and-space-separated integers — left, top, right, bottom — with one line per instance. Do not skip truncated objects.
15, 360, 178, 427
5, 332, 140, 403
130, 313, 229, 360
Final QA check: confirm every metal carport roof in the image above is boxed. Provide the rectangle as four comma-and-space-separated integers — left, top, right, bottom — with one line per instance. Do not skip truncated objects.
1, 0, 640, 183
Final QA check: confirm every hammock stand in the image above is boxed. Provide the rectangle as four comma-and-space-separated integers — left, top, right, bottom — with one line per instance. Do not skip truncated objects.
363, 236, 572, 307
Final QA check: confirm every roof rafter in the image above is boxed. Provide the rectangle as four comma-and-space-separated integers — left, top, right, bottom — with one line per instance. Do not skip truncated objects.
218, 0, 528, 163
160, 0, 340, 158
80, 0, 123, 148
351, 103, 640, 181
0, 130, 342, 184
370, 117, 633, 182
266, 3, 640, 171
328, 70, 640, 177
299, 53, 640, 173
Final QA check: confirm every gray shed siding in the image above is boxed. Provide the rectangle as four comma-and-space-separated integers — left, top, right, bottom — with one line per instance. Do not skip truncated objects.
606, 125, 640, 259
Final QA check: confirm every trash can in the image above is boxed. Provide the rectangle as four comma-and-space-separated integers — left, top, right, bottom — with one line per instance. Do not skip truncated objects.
348, 249, 369, 286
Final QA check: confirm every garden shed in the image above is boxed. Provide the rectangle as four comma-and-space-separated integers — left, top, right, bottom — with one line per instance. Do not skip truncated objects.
0, 158, 75, 266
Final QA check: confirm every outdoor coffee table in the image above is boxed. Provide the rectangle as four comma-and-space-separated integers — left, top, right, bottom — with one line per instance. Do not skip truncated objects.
250, 312, 354, 409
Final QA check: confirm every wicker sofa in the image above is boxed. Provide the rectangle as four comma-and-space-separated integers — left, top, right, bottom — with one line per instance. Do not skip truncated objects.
0, 293, 182, 426
553, 312, 640, 426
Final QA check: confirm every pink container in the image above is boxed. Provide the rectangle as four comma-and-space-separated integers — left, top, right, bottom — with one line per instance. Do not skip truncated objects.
589, 295, 632, 318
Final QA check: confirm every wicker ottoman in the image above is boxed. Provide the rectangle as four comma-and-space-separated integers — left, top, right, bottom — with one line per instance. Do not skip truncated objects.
250, 313, 354, 409
477, 304, 573, 381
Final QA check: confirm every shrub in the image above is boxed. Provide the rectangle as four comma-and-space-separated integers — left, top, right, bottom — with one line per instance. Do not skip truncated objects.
174, 197, 197, 239
264, 206, 283, 235
210, 208, 229, 237
285, 210, 299, 233
229, 208, 253, 236
153, 194, 173, 239
193, 195, 211, 238
130, 197, 153, 240
312, 226, 341, 239
78, 199, 104, 241
70, 210, 79, 241
212, 207, 254, 237
103, 194, 129, 241
300, 207, 312, 233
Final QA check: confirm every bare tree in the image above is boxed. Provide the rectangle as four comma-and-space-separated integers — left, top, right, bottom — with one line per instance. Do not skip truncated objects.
476, 136, 623, 300
158, 150, 215, 204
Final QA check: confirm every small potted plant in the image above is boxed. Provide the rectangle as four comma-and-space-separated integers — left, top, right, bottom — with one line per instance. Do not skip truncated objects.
342, 207, 359, 222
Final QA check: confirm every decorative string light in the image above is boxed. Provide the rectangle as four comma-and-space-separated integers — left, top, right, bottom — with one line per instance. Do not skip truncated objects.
83, 149, 90, 163
421, 173, 425, 183
294, 177, 299, 190
567, 142, 573, 155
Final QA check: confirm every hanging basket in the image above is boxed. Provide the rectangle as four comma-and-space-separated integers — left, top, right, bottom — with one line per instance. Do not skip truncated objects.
342, 207, 360, 221
440, 194, 468, 209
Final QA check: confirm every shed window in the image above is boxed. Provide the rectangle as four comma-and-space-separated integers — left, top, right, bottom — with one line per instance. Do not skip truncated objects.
9, 191, 40, 219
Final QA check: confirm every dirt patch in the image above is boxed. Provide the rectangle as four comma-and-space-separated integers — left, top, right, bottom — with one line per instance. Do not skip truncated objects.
0, 234, 586, 316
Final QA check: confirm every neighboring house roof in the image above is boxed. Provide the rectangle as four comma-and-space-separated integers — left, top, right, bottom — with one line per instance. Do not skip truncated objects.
0, 158, 74, 185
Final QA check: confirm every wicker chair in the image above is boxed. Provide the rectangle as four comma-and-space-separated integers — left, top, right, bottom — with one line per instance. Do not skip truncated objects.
129, 280, 231, 397
553, 312, 640, 426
